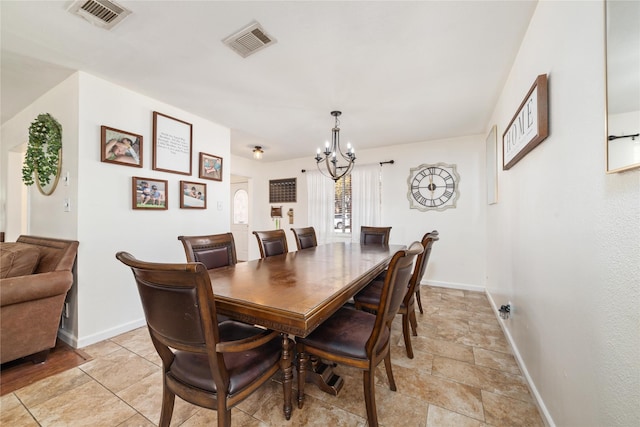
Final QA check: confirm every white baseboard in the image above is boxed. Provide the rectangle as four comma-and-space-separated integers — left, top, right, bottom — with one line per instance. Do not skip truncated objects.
423, 279, 485, 293
58, 318, 147, 349
485, 291, 555, 427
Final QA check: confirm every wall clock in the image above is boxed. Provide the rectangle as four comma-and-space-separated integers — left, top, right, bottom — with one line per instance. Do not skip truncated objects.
407, 163, 460, 211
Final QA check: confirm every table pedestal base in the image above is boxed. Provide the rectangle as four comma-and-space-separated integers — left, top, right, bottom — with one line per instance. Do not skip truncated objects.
305, 357, 344, 396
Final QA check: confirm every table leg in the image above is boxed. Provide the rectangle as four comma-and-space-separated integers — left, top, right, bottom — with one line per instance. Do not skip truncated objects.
280, 333, 293, 420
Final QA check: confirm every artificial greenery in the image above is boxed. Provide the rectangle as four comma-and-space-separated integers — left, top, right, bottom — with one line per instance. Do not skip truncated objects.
22, 113, 62, 186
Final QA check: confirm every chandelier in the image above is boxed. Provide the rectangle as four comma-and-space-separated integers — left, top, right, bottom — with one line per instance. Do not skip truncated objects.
314, 111, 356, 181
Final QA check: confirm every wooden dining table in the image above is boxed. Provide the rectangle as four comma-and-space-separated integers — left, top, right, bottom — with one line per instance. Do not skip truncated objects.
207, 241, 405, 420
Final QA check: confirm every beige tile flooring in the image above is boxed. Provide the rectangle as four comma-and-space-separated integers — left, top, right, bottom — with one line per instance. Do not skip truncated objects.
1, 286, 545, 426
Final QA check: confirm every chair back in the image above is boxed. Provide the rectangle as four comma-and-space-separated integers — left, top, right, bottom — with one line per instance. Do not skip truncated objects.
405, 231, 439, 305
178, 232, 237, 269
253, 229, 288, 258
360, 226, 392, 245
366, 241, 423, 356
290, 227, 318, 250
115, 252, 225, 385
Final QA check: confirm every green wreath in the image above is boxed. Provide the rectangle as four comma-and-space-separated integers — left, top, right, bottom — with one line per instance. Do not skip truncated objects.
22, 113, 62, 187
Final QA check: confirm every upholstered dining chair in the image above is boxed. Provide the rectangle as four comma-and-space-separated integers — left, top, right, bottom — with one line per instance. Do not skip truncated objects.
360, 226, 392, 245
116, 251, 288, 427
296, 241, 423, 427
177, 232, 237, 269
253, 229, 288, 258
354, 231, 439, 358
290, 227, 318, 250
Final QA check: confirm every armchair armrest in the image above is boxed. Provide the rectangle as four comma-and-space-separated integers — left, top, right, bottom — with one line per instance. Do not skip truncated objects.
0, 271, 73, 307
216, 329, 280, 353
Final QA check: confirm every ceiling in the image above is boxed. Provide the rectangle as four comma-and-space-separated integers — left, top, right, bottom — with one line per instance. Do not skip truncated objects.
1, 1, 539, 162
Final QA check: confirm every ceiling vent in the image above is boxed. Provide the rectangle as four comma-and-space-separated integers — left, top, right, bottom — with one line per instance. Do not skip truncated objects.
223, 22, 276, 58
67, 0, 131, 30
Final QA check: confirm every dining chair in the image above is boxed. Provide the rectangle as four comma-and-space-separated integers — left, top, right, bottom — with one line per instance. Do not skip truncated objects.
353, 231, 439, 358
253, 229, 288, 258
115, 251, 288, 427
296, 241, 423, 427
290, 227, 318, 250
177, 232, 237, 269
360, 226, 392, 245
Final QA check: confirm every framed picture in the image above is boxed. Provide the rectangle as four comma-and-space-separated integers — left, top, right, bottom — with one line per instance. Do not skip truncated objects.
199, 152, 223, 181
486, 125, 498, 205
132, 177, 168, 210
152, 111, 192, 175
180, 180, 207, 209
502, 74, 549, 170
100, 126, 142, 167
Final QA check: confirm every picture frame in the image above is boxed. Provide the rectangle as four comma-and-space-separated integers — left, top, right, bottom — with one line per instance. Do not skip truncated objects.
152, 111, 192, 175
199, 152, 223, 181
100, 125, 142, 167
502, 74, 549, 170
180, 180, 207, 209
132, 176, 168, 210
486, 125, 498, 205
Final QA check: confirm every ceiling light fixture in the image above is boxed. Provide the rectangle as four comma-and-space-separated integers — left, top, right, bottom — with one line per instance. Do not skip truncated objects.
315, 111, 356, 181
253, 146, 264, 159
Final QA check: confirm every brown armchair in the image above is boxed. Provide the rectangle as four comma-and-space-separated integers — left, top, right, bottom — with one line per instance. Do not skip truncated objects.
116, 251, 289, 427
177, 233, 237, 269
0, 236, 79, 364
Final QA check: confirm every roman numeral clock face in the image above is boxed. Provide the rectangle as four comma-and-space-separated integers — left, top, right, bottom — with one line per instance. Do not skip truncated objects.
407, 163, 460, 211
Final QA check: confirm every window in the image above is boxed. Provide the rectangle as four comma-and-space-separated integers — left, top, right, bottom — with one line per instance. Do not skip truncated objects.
233, 189, 248, 224
334, 175, 351, 233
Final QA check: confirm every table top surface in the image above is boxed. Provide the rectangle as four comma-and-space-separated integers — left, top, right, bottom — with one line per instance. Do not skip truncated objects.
208, 242, 404, 336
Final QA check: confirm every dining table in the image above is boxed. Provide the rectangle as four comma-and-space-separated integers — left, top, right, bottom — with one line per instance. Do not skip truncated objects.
207, 241, 405, 420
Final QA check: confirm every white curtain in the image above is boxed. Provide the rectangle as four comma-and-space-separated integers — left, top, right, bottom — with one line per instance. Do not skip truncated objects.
350, 163, 382, 242
306, 170, 335, 244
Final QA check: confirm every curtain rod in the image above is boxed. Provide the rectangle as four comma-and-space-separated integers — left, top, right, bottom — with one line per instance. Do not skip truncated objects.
301, 160, 394, 173
608, 133, 639, 141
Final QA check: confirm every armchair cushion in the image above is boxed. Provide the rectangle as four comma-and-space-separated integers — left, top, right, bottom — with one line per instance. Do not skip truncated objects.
0, 243, 41, 278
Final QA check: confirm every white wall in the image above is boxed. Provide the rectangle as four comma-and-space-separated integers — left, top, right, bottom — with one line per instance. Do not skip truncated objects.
1, 72, 232, 347
486, 2, 639, 426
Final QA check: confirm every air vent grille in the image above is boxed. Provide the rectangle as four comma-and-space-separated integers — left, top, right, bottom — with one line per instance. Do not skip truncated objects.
68, 0, 131, 30
223, 22, 276, 58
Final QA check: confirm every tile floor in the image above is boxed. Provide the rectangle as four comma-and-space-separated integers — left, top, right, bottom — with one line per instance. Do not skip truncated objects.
0, 286, 545, 426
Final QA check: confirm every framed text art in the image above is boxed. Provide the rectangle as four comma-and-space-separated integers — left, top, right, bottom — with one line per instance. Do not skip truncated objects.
132, 177, 168, 210
199, 152, 223, 181
101, 125, 142, 168
180, 180, 207, 209
152, 111, 192, 175
502, 74, 549, 170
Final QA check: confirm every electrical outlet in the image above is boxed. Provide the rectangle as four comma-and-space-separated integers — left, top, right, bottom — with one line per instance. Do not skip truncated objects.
63, 198, 71, 212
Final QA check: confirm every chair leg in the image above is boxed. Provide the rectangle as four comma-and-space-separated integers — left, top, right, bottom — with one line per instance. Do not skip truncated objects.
409, 310, 418, 336
383, 352, 397, 391
402, 314, 414, 359
159, 380, 176, 427
217, 407, 231, 427
415, 287, 424, 314
363, 370, 380, 427
297, 350, 309, 409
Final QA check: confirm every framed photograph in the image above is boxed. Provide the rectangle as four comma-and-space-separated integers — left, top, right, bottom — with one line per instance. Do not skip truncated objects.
100, 126, 142, 167
152, 111, 192, 175
132, 177, 168, 210
199, 152, 223, 181
486, 125, 498, 205
502, 74, 549, 170
180, 180, 207, 209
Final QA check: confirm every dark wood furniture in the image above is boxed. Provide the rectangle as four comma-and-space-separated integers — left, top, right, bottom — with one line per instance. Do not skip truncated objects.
207, 242, 405, 420
290, 227, 317, 250
252, 229, 288, 258
354, 231, 439, 358
360, 226, 392, 245
296, 242, 423, 427
116, 252, 288, 427
177, 232, 237, 268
